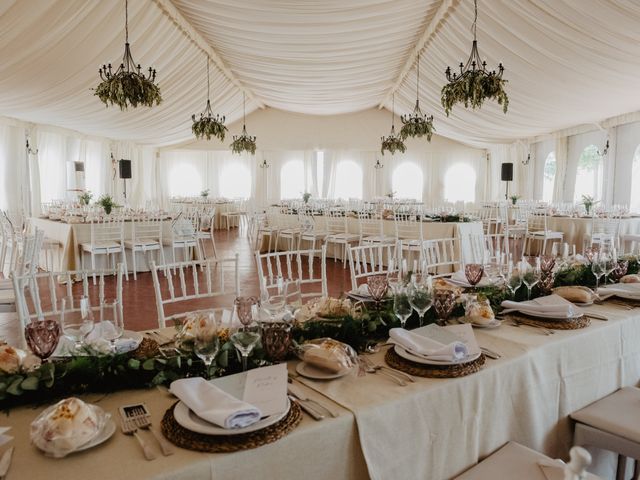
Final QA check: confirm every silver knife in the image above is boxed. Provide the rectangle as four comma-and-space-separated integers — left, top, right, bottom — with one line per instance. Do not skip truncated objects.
0, 446, 14, 479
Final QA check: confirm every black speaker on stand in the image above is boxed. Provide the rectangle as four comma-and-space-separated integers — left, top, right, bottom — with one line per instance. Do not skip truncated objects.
501, 162, 513, 200
119, 159, 132, 201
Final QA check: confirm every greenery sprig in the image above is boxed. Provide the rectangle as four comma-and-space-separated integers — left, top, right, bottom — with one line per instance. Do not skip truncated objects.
441, 72, 508, 116
381, 133, 406, 156
192, 114, 227, 142
95, 72, 162, 111
96, 194, 117, 215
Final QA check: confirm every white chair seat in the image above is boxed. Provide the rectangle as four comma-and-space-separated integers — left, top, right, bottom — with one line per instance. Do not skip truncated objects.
168, 239, 198, 247
301, 231, 328, 239
0, 279, 12, 290
81, 241, 122, 253
362, 234, 395, 244
530, 230, 563, 238
326, 233, 359, 242
124, 238, 161, 249
0, 288, 15, 304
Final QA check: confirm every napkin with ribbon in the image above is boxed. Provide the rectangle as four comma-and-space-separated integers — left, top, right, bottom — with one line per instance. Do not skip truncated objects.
501, 294, 580, 318
389, 327, 468, 361
170, 377, 262, 429
597, 283, 640, 300
85, 322, 138, 354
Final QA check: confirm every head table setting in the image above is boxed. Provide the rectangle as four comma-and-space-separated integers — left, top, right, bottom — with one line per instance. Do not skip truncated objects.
3, 0, 640, 479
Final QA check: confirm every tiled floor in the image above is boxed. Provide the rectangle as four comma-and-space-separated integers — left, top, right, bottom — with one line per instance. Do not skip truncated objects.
1, 228, 353, 345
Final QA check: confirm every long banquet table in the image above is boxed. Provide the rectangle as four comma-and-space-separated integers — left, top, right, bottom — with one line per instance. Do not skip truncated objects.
3, 301, 639, 479
545, 216, 640, 249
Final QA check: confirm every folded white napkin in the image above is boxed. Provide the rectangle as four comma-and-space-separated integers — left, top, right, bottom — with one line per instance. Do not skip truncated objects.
501, 294, 579, 318
598, 283, 640, 299
389, 327, 468, 361
170, 377, 262, 429
449, 270, 493, 288
85, 322, 137, 354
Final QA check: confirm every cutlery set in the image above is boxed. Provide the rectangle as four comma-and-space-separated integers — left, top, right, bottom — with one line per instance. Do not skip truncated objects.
119, 403, 174, 460
287, 377, 340, 421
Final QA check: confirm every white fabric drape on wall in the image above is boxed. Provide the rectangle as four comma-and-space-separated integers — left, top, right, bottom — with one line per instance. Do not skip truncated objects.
532, 139, 555, 200
566, 130, 606, 202
0, 121, 27, 212
613, 122, 640, 206
553, 137, 568, 203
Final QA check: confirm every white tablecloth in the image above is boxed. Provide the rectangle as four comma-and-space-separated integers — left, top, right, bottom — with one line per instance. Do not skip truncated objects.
3, 303, 639, 479
546, 216, 640, 250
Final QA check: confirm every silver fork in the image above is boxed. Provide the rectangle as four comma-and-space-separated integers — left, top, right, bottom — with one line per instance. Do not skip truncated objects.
510, 318, 554, 335
359, 356, 407, 386
120, 418, 157, 460
128, 406, 174, 456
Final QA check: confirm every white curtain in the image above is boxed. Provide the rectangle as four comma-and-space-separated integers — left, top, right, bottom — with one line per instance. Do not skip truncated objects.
532, 139, 555, 200
553, 137, 568, 203
0, 121, 27, 212
613, 121, 640, 206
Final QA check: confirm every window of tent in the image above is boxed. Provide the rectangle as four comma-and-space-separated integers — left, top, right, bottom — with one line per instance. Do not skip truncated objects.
631, 145, 640, 212
573, 144, 603, 202
168, 162, 203, 197
220, 162, 251, 199
542, 151, 556, 203
333, 160, 363, 199
392, 162, 423, 200
444, 163, 476, 202
280, 159, 304, 199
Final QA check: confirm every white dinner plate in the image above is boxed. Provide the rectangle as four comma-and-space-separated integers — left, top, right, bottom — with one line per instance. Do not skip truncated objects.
173, 398, 290, 436
468, 319, 501, 329
295, 361, 353, 380
394, 344, 481, 366
504, 309, 583, 320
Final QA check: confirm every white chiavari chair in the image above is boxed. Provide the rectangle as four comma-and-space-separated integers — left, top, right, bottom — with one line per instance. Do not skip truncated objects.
195, 207, 218, 259
523, 210, 563, 255
80, 216, 129, 284
347, 243, 397, 291
165, 214, 203, 267
276, 211, 303, 252
589, 214, 621, 250
0, 229, 44, 312
394, 212, 424, 267
150, 255, 240, 328
125, 216, 165, 280
422, 237, 460, 278
358, 213, 395, 246
298, 214, 328, 251
255, 246, 328, 303
323, 209, 360, 268
12, 265, 123, 348
255, 208, 282, 253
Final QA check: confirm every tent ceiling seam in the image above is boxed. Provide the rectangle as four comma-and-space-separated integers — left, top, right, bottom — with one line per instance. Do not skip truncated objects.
151, 0, 266, 109
378, 0, 459, 110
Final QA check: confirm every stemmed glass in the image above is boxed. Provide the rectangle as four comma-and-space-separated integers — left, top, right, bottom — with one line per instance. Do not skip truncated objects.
601, 252, 617, 285
393, 286, 413, 328
60, 296, 94, 353
367, 274, 389, 307
260, 277, 286, 321
230, 323, 261, 372
610, 260, 629, 283
194, 311, 221, 379
99, 300, 124, 354
284, 279, 303, 315
25, 319, 61, 362
433, 289, 457, 325
500, 263, 523, 299
464, 264, 485, 292
407, 274, 433, 326
235, 296, 259, 325
387, 270, 404, 294
521, 258, 541, 300
591, 254, 606, 292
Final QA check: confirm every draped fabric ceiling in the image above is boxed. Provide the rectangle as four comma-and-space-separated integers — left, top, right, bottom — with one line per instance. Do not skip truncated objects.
1, 0, 640, 147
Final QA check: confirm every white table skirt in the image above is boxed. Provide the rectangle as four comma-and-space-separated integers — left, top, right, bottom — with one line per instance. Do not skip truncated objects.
3, 303, 639, 479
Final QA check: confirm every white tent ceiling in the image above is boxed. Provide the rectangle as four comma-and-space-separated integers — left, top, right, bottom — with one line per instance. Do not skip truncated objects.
1, 0, 640, 147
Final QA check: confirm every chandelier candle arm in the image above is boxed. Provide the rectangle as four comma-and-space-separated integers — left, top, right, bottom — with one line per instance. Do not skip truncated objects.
400, 52, 435, 141
192, 58, 228, 141
95, 0, 162, 110
381, 94, 406, 156
441, 0, 508, 116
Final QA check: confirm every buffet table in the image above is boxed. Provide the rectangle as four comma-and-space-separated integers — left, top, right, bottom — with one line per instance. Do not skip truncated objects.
3, 302, 638, 479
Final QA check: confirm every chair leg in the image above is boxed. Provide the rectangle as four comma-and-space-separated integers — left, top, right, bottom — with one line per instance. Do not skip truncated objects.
132, 248, 137, 281
91, 251, 96, 285
121, 248, 129, 281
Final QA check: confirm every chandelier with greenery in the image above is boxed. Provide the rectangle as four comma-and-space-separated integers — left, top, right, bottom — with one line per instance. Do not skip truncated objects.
441, 0, 508, 116
192, 58, 227, 141
95, 0, 162, 110
381, 94, 406, 156
230, 93, 257, 155
400, 52, 434, 141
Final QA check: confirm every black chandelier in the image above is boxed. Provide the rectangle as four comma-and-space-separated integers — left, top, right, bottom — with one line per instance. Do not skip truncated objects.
380, 94, 406, 156
95, 0, 161, 110
192, 58, 227, 141
230, 93, 257, 155
441, 0, 508, 116
400, 53, 434, 141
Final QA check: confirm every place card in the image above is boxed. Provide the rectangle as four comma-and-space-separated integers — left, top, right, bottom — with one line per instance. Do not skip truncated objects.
242, 363, 288, 417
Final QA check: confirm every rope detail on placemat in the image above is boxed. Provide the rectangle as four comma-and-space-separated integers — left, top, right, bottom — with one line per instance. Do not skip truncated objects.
385, 348, 485, 378
160, 401, 302, 453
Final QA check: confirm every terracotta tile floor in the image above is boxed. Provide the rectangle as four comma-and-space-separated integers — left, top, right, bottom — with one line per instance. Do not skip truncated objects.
1, 229, 353, 345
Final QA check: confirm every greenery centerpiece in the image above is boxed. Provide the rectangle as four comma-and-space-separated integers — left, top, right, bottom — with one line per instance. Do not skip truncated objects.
581, 195, 598, 215
230, 93, 257, 155
400, 52, 435, 141
510, 194, 520, 205
441, 0, 508, 116
200, 189, 210, 198
95, 0, 161, 110
78, 190, 93, 206
302, 192, 311, 204
96, 194, 117, 215
191, 58, 227, 142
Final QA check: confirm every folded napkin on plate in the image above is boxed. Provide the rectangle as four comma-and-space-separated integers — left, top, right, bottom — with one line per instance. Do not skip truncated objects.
598, 283, 640, 299
449, 270, 493, 288
170, 377, 262, 429
85, 322, 137, 354
389, 327, 468, 361
501, 294, 579, 318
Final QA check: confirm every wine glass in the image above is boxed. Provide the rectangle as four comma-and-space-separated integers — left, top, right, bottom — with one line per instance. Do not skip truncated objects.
99, 300, 124, 354
464, 264, 485, 291
601, 251, 617, 285
367, 274, 389, 305
393, 286, 413, 328
260, 277, 286, 320
387, 270, 404, 294
407, 274, 433, 326
610, 260, 629, 283
234, 296, 259, 326
591, 254, 606, 292
284, 279, 303, 315
194, 311, 221, 378
501, 263, 523, 299
521, 258, 541, 300
60, 296, 94, 353
261, 321, 292, 362
25, 319, 61, 362
433, 289, 457, 324
230, 322, 261, 372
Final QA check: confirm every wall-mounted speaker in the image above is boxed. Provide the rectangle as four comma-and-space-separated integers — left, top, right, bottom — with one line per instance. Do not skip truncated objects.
501, 162, 513, 182
119, 159, 132, 179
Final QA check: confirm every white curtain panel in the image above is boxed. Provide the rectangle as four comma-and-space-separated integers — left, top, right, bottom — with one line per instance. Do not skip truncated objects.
553, 136, 568, 203
613, 121, 640, 206
0, 121, 27, 211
